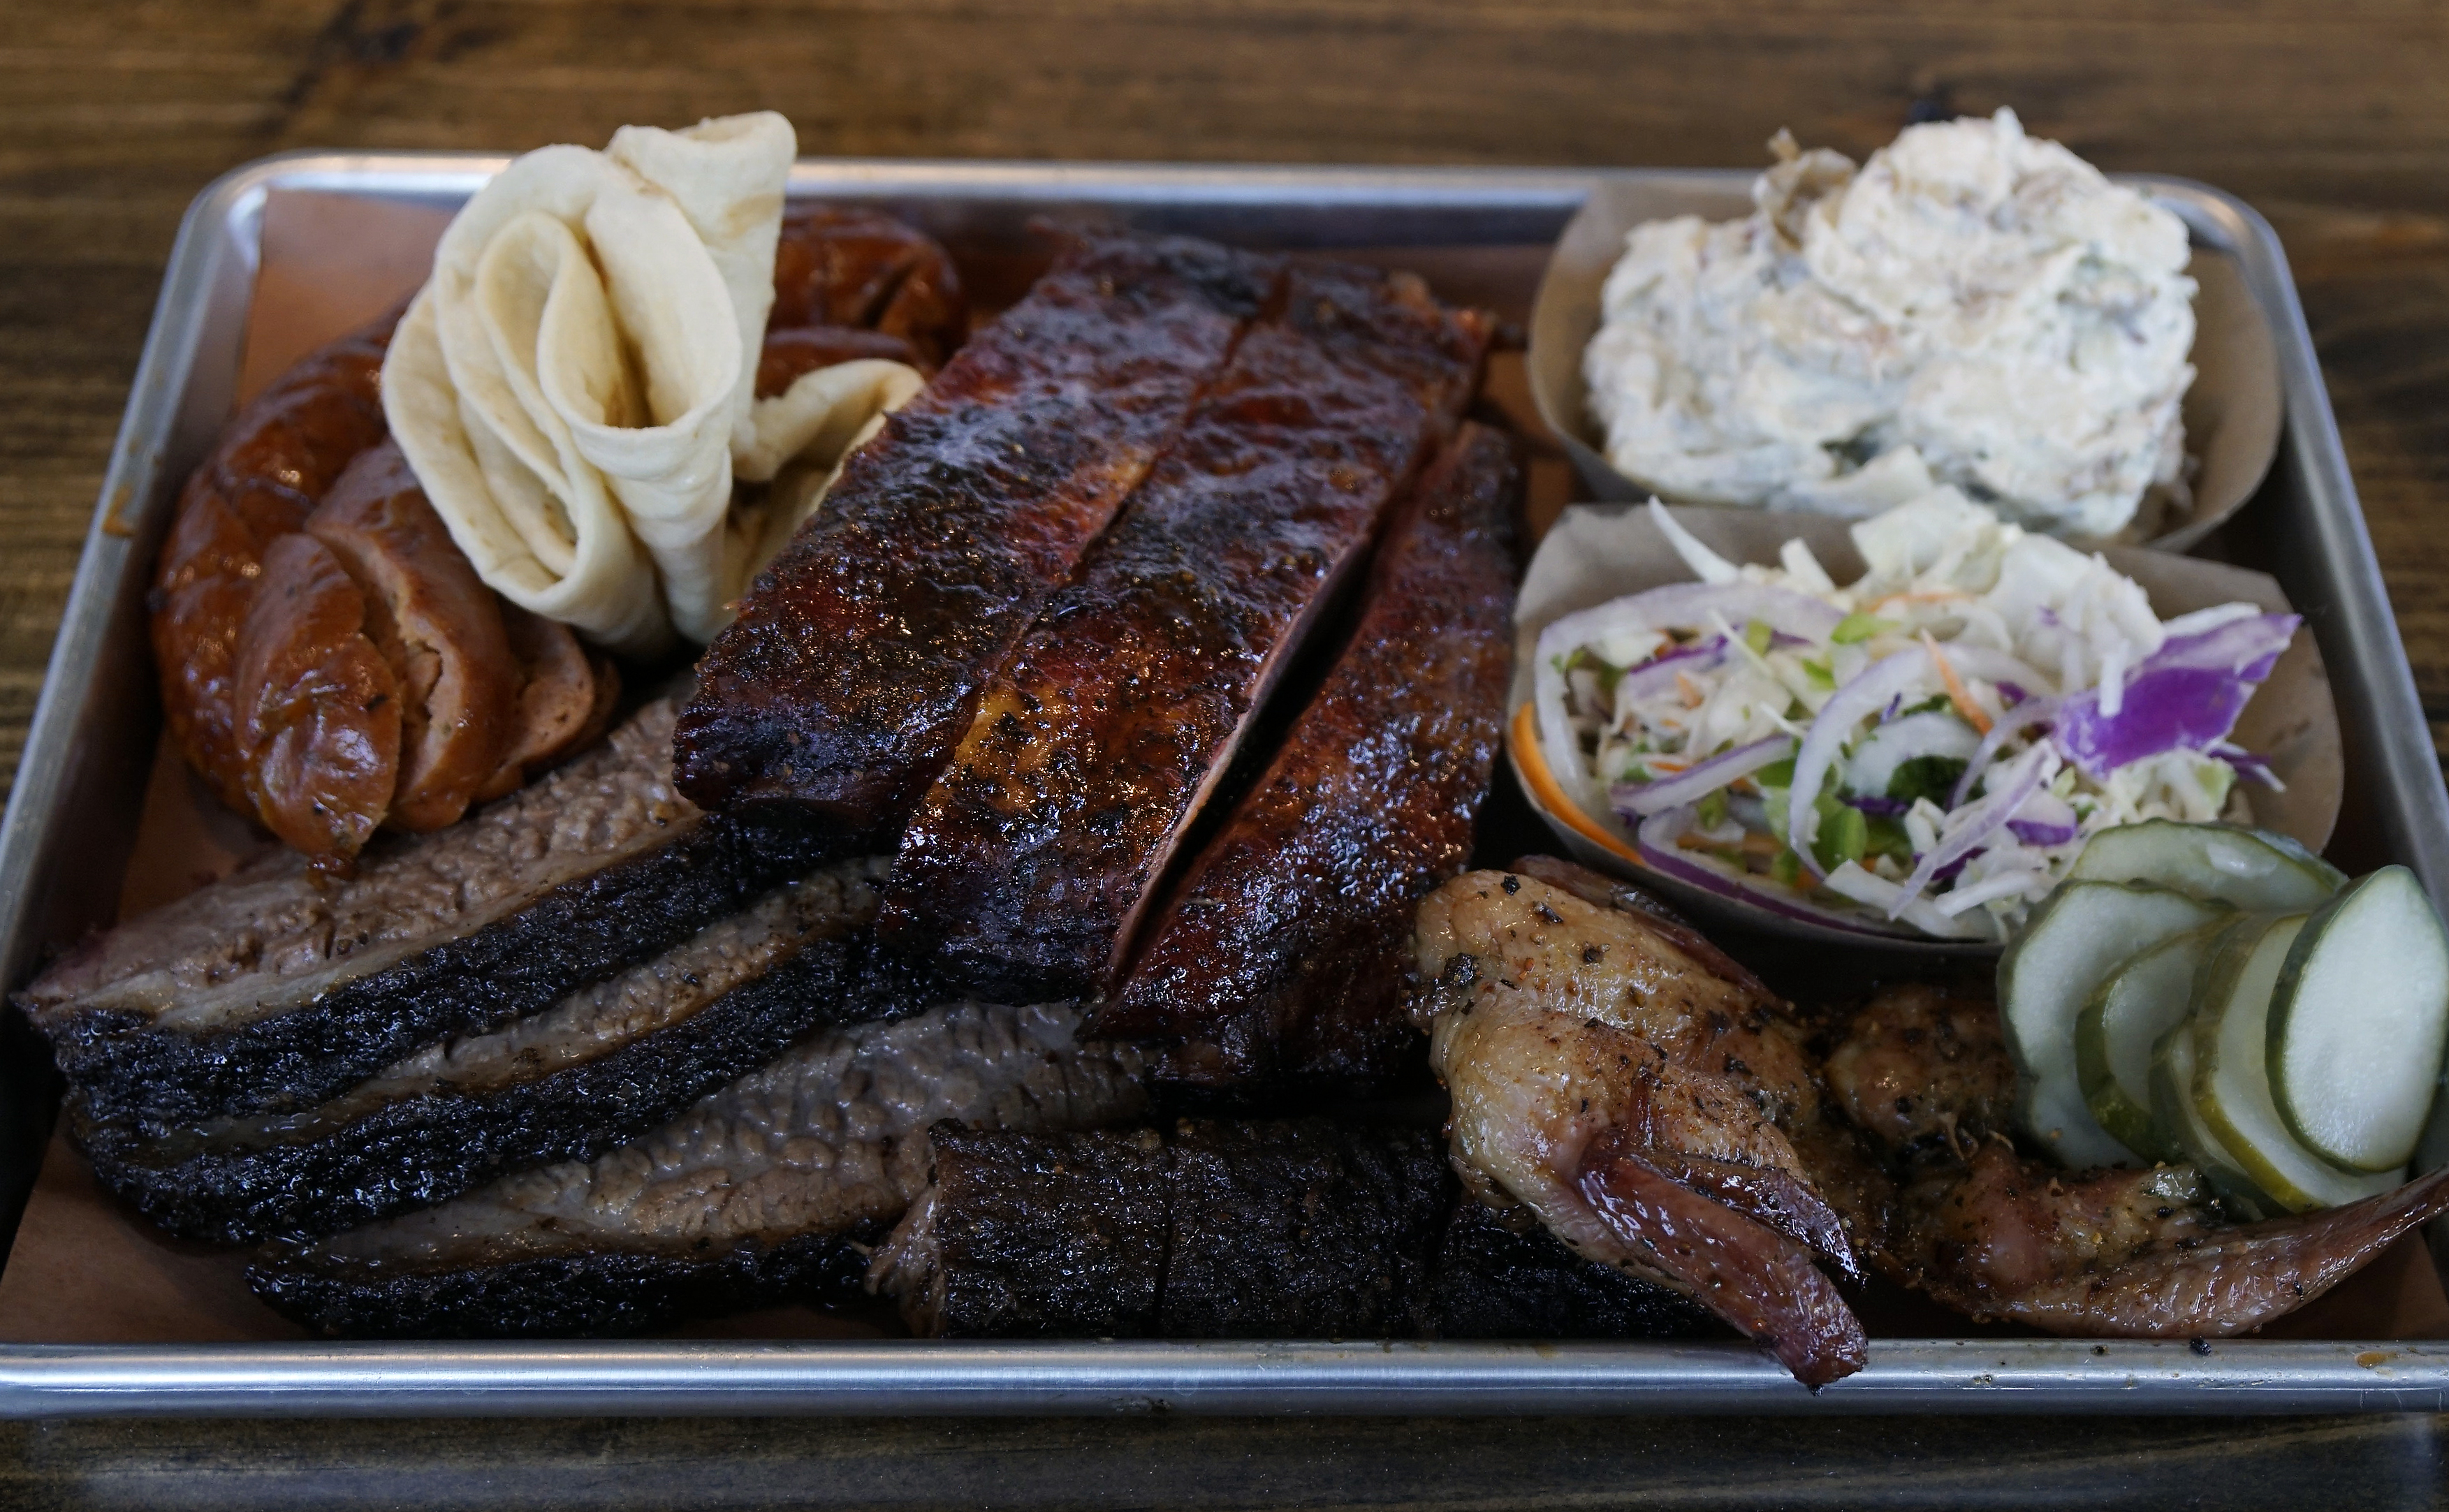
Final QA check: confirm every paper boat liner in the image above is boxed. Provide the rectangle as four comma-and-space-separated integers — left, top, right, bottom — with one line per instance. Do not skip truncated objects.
1508, 504, 2344, 957
1528, 178, 2283, 554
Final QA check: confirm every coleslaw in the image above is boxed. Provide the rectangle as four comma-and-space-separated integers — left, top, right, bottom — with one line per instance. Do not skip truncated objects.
1528, 489, 2296, 941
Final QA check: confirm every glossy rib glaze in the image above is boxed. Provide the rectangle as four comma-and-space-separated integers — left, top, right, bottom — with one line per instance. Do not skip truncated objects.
1088, 423, 1519, 1091
673, 232, 1280, 836
879, 263, 1491, 997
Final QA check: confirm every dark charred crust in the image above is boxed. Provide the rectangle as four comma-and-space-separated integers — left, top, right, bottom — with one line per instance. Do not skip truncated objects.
1162, 1119, 1451, 1338
75, 930, 948, 1245
1087, 427, 1518, 1096
675, 232, 1280, 831
903, 1124, 1170, 1339
879, 267, 1493, 998
1419, 1202, 1716, 1339
250, 1224, 887, 1339
894, 1119, 1452, 1340
47, 812, 843, 1130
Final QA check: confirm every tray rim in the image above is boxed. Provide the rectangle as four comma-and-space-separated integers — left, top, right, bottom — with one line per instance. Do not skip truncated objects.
1, 149, 2443, 1419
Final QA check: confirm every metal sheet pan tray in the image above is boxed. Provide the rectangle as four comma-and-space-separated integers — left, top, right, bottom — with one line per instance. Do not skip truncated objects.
1, 153, 2446, 1418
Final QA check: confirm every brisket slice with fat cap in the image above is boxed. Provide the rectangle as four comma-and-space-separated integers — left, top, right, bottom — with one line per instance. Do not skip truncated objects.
1086, 423, 1519, 1094
75, 860, 975, 1245
871, 1120, 1711, 1340
878, 263, 1492, 999
249, 999, 1147, 1337
673, 231, 1281, 837
18, 698, 840, 1129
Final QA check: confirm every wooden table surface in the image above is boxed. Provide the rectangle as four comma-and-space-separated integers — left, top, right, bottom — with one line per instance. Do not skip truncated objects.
5, 2, 2449, 1506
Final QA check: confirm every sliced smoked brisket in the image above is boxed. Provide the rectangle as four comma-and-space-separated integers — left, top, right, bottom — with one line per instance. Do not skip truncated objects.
73, 861, 978, 1245
249, 999, 1148, 1338
872, 1118, 1710, 1341
20, 699, 846, 1129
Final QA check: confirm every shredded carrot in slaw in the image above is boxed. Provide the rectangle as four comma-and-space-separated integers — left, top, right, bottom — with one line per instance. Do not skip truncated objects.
1922, 631, 1993, 734
1508, 703, 1642, 863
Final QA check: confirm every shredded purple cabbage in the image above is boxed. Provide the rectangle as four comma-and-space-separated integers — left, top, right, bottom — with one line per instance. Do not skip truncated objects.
1932, 850, 1980, 886
1846, 795, 1910, 817
2212, 747, 2283, 788
2005, 819, 2081, 846
2052, 615, 2300, 779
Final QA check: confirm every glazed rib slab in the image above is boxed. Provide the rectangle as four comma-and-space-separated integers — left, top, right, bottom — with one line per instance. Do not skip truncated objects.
1088, 423, 1520, 1094
672, 232, 1281, 837
20, 698, 842, 1128
878, 263, 1491, 998
74, 860, 975, 1245
249, 999, 1148, 1338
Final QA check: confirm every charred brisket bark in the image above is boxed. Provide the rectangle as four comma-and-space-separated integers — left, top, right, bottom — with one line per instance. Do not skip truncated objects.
876, 1118, 1452, 1339
249, 999, 1148, 1338
1419, 1201, 1716, 1341
673, 232, 1280, 837
880, 1127, 1171, 1339
1088, 423, 1519, 1094
21, 700, 843, 1129
75, 863, 972, 1245
878, 265, 1491, 999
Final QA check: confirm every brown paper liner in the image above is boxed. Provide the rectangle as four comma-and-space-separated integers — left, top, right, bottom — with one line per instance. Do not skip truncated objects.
1528, 178, 2283, 552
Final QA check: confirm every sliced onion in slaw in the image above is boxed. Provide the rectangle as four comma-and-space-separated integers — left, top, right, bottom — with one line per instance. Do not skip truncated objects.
1533, 582, 1845, 820
1786, 646, 1935, 877
1611, 735, 1795, 819
1947, 695, 2061, 809
1818, 861, 1994, 940
1632, 806, 1953, 941
1889, 742, 2054, 913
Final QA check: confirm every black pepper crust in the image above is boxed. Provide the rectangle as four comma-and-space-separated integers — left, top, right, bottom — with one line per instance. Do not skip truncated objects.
1417, 1201, 1718, 1340
43, 809, 843, 1131
74, 927, 951, 1246
249, 1224, 888, 1339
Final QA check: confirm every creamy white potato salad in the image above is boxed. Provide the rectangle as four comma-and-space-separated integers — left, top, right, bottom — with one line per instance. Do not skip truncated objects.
1531, 491, 2295, 940
1584, 108, 2197, 543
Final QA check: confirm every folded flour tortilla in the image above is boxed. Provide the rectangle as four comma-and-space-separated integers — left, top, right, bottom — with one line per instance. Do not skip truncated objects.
383, 112, 921, 652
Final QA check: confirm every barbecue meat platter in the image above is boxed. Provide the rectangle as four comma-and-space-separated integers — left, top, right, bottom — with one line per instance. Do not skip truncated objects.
13, 110, 2449, 1390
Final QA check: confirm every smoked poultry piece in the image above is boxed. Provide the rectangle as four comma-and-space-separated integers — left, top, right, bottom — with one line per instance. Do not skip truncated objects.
1409, 858, 1888, 1388
251, 999, 1148, 1337
73, 861, 970, 1245
879, 263, 1492, 998
151, 309, 396, 816
17, 699, 841, 1129
1824, 983, 2449, 1337
674, 232, 1280, 837
1087, 423, 1517, 1091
